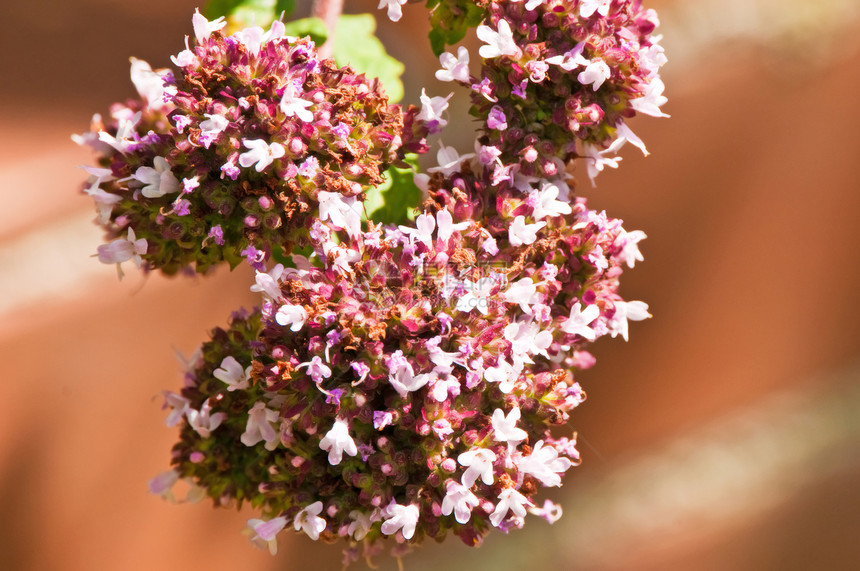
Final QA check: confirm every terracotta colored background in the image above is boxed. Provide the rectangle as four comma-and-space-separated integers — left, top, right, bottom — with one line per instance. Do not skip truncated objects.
1, 1, 859, 570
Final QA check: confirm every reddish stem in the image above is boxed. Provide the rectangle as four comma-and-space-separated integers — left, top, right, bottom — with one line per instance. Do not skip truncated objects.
311, 0, 344, 59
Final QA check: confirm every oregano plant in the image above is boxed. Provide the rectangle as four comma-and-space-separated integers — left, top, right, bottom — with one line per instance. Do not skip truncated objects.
75, 0, 667, 564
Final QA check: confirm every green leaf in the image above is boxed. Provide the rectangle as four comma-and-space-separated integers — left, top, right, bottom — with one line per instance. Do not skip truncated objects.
333, 14, 405, 103
205, 0, 295, 31
425, 0, 486, 56
363, 155, 421, 225
282, 17, 328, 45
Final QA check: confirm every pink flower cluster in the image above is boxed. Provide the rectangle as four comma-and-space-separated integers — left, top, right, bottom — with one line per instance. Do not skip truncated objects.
76, 12, 426, 274
74, 3, 667, 564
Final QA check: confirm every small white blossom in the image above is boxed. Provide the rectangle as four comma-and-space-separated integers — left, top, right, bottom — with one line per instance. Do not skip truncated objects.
239, 139, 286, 172
483, 357, 523, 393
582, 143, 622, 186
416, 89, 453, 129
148, 469, 180, 500
241, 402, 280, 450
491, 406, 528, 443
504, 319, 553, 361
297, 356, 332, 385
490, 488, 532, 527
129, 58, 172, 111
318, 191, 362, 238
347, 509, 380, 541
192, 9, 226, 42
529, 181, 573, 220
133, 156, 180, 198
441, 480, 480, 524
614, 121, 649, 156
378, 0, 408, 22
631, 78, 670, 118
199, 113, 229, 148
458, 448, 497, 488
560, 302, 600, 341
435, 208, 470, 244
97, 227, 147, 269
234, 26, 265, 57
615, 229, 647, 268
250, 263, 285, 301
608, 300, 651, 341
455, 277, 496, 315
477, 19, 522, 59
400, 212, 436, 248
186, 398, 226, 438
381, 502, 419, 539
577, 59, 611, 91
427, 144, 475, 177
280, 82, 314, 122
248, 516, 287, 555
293, 501, 327, 540
546, 42, 589, 71
275, 303, 308, 331
579, 0, 612, 18
161, 391, 189, 427
515, 440, 573, 487
388, 359, 430, 397
508, 216, 546, 247
319, 418, 358, 465
436, 46, 470, 83
213, 356, 251, 391
501, 277, 540, 314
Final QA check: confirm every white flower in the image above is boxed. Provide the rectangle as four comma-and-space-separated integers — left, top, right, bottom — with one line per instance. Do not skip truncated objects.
435, 208, 470, 244
546, 42, 589, 71
608, 300, 651, 341
436, 46, 470, 83
133, 156, 180, 198
491, 406, 528, 443
529, 181, 573, 220
381, 502, 419, 539
192, 9, 226, 42
388, 360, 430, 397
280, 82, 314, 122
248, 516, 287, 555
441, 480, 480, 524
400, 212, 436, 248
508, 216, 546, 247
639, 42, 668, 78
148, 469, 180, 500
455, 277, 496, 315
427, 144, 475, 177
250, 263, 285, 301
504, 319, 553, 361
458, 448, 497, 488
560, 302, 600, 341
416, 89, 453, 129
579, 0, 612, 18
615, 229, 647, 268
275, 303, 308, 331
235, 26, 265, 57
97, 112, 140, 154
297, 356, 332, 385
239, 139, 286, 172
515, 440, 573, 487
477, 19, 522, 59
582, 143, 622, 186
378, 0, 408, 22
84, 179, 121, 224
97, 227, 147, 268
501, 277, 540, 314
631, 78, 670, 118
577, 59, 611, 91
484, 357, 522, 393
170, 37, 197, 68
614, 121, 649, 156
319, 418, 358, 465
160, 391, 189, 427
490, 488, 532, 527
293, 502, 327, 540
318, 191, 362, 238
186, 398, 226, 438
347, 509, 380, 541
129, 58, 172, 111
213, 356, 251, 391
199, 113, 229, 148
241, 402, 280, 450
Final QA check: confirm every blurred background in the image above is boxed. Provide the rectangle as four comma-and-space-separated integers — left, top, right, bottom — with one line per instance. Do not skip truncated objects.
1, 0, 859, 569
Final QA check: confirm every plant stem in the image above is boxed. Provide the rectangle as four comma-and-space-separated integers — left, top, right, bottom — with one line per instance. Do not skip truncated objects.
311, 0, 344, 59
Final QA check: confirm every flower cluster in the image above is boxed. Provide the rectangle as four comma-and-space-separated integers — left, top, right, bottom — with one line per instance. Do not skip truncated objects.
429, 0, 667, 184
158, 195, 647, 554
76, 12, 426, 275
75, 2, 667, 564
